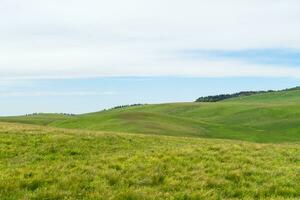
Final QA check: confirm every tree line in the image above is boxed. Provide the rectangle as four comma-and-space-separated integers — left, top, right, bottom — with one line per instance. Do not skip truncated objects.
25, 113, 76, 116
195, 86, 300, 102
104, 104, 146, 111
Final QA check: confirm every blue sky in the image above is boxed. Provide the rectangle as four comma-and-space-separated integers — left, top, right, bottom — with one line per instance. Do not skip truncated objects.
180, 49, 300, 66
1, 77, 299, 116
1, 0, 300, 115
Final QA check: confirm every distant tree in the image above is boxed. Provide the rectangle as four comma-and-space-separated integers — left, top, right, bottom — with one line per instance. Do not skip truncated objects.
195, 90, 276, 102
108, 104, 146, 110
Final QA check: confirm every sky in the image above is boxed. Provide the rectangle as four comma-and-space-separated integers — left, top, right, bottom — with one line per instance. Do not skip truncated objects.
1, 0, 300, 115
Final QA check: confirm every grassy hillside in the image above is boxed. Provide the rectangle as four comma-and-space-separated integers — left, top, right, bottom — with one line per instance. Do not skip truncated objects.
0, 113, 72, 126
1, 88, 300, 143
225, 88, 300, 103
0, 122, 299, 199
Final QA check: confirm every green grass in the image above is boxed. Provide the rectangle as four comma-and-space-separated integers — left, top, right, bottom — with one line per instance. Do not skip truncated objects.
0, 122, 299, 199
1, 89, 299, 199
0, 113, 72, 126
2, 89, 300, 143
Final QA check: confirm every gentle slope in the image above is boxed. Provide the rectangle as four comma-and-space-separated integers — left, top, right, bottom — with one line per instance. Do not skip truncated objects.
2, 89, 300, 143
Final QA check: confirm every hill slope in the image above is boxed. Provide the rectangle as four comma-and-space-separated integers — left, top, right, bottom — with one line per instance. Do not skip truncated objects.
1, 122, 299, 199
2, 89, 300, 143
0, 113, 73, 126
195, 86, 300, 102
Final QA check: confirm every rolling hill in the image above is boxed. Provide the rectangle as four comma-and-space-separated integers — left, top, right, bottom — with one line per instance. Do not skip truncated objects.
1, 88, 300, 199
1, 88, 300, 143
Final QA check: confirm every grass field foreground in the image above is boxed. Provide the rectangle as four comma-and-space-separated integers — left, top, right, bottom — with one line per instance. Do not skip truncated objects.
0, 122, 299, 199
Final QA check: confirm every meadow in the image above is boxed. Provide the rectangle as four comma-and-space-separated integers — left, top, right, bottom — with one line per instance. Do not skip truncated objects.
1, 89, 300, 199
0, 122, 299, 199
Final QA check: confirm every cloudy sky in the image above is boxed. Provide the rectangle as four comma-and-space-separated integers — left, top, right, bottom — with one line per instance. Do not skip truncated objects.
1, 0, 300, 115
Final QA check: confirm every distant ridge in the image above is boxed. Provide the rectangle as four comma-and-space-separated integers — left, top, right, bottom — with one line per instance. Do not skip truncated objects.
195, 86, 300, 102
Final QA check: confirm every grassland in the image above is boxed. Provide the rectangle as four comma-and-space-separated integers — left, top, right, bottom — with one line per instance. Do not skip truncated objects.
2, 89, 300, 143
0, 113, 72, 126
1, 89, 300, 199
1, 122, 299, 199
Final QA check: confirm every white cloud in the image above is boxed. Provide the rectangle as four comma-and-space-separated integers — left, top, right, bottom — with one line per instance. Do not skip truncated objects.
1, 0, 300, 79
